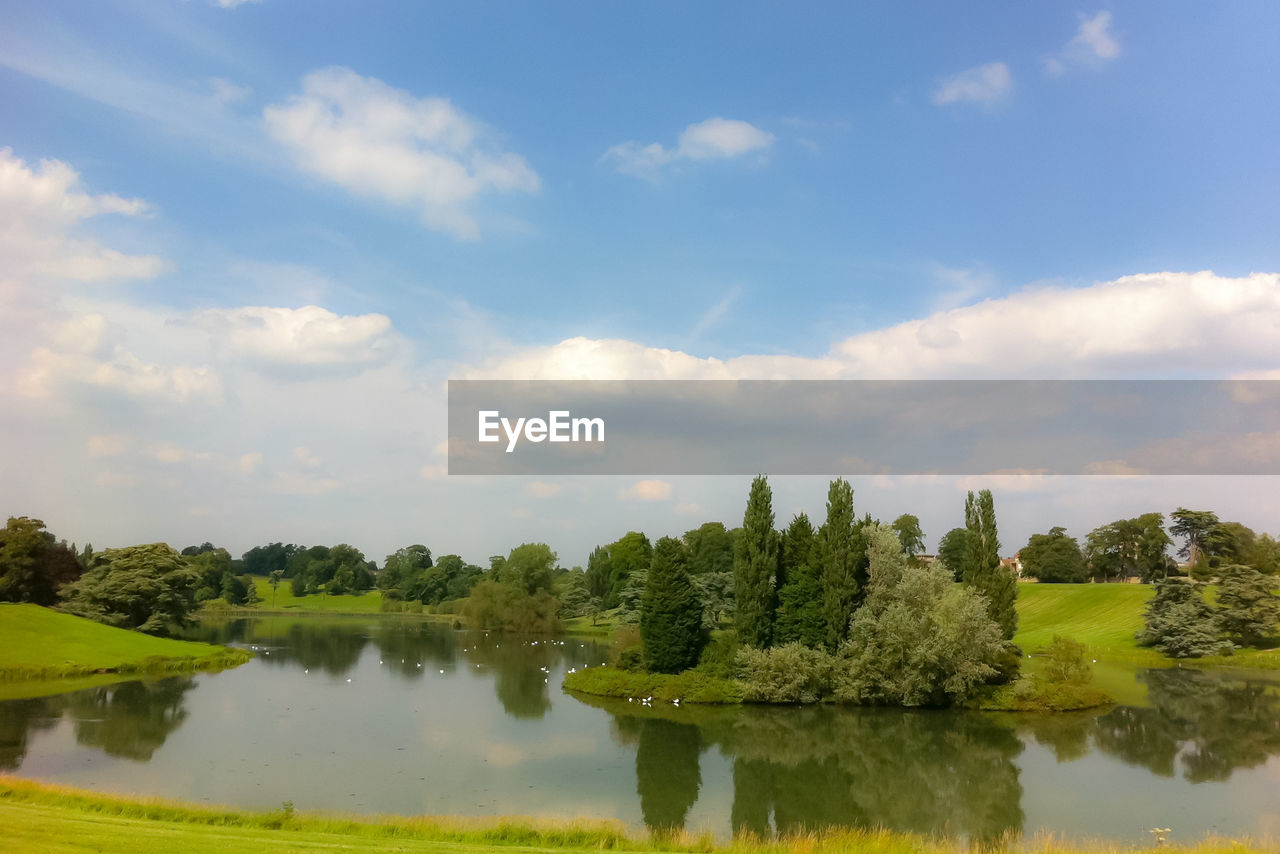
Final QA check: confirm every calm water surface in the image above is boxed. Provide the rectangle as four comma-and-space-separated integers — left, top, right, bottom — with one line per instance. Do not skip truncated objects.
3, 617, 1279, 843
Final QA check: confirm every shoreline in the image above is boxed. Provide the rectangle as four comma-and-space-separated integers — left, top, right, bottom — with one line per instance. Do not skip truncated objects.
0, 775, 1272, 854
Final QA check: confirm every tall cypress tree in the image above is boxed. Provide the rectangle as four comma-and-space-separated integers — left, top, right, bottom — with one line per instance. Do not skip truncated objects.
774, 513, 824, 648
734, 475, 778, 649
963, 489, 1017, 639
820, 478, 861, 650
641, 536, 705, 673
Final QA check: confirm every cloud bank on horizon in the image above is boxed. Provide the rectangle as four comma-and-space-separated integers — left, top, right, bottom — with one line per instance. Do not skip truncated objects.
1, 2, 1278, 563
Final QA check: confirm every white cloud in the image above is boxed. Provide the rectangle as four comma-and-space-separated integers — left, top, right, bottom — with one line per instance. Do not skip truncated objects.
932, 62, 1013, 107
524, 481, 563, 499
619, 480, 673, 501
1046, 12, 1121, 75
674, 502, 704, 516
269, 472, 339, 496
264, 67, 539, 239
86, 435, 130, 458
0, 148, 169, 283
213, 0, 262, 9
603, 117, 774, 178
460, 272, 1280, 381
194, 305, 398, 376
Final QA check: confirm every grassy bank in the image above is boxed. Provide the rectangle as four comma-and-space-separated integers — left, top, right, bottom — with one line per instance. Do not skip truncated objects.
564, 666, 743, 704
1, 776, 1271, 854
1013, 583, 1280, 669
244, 578, 387, 613
0, 604, 251, 683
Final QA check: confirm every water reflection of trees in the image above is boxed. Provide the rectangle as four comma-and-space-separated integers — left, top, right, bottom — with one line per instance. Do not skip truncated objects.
0, 677, 195, 766
1086, 669, 1280, 782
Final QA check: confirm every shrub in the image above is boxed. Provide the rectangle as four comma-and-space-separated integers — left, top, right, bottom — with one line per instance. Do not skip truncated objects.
695, 629, 740, 678
735, 642, 836, 704
1215, 564, 1280, 647
834, 525, 1009, 707
1040, 636, 1092, 686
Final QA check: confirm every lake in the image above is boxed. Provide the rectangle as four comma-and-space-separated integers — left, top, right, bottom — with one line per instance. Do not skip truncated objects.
3, 617, 1279, 843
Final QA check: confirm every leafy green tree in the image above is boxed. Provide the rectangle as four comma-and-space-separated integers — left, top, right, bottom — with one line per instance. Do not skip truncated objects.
1137, 579, 1228, 658
964, 490, 1017, 639
641, 536, 705, 673
774, 513, 824, 648
0, 516, 82, 605
501, 543, 557, 595
1246, 533, 1280, 575
220, 571, 248, 605
463, 580, 560, 633
268, 570, 283, 606
606, 532, 652, 608
180, 542, 216, 556
1085, 518, 1141, 581
820, 478, 862, 650
558, 576, 596, 619
59, 543, 200, 636
615, 570, 647, 624
735, 475, 779, 649
187, 548, 233, 602
684, 522, 735, 576
1215, 565, 1280, 647
437, 555, 483, 601
1170, 508, 1221, 565
380, 545, 432, 590
836, 524, 1008, 706
692, 571, 735, 629
584, 545, 612, 601
1019, 527, 1087, 583
290, 570, 307, 598
241, 543, 298, 577
1136, 513, 1174, 582
891, 514, 925, 559
936, 527, 971, 582
242, 575, 260, 605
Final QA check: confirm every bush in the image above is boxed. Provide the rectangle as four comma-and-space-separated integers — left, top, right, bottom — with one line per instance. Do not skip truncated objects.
462, 581, 560, 634
1040, 636, 1092, 686
834, 525, 1009, 707
735, 643, 836, 704
695, 629, 740, 678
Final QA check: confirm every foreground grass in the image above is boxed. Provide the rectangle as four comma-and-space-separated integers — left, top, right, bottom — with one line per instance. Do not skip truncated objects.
0, 604, 251, 683
0, 776, 1272, 854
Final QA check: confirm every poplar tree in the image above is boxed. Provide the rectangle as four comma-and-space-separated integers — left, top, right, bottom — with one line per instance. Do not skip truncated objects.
820, 478, 862, 650
640, 536, 705, 673
734, 475, 779, 649
963, 489, 1018, 639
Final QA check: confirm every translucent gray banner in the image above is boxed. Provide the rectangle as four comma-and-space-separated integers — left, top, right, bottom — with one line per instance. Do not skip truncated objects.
447, 380, 1280, 475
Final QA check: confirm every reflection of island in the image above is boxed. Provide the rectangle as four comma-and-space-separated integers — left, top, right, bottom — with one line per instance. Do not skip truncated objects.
0, 677, 196, 767
603, 700, 1024, 842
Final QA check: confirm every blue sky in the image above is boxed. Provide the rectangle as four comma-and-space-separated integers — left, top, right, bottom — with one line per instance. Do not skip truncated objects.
2, 1, 1279, 564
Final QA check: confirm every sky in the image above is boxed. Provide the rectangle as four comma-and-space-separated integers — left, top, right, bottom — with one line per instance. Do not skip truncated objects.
2, 0, 1280, 566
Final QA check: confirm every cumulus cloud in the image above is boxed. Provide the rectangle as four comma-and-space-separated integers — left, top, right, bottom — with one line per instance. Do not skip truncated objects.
459, 272, 1280, 381
194, 304, 398, 377
932, 62, 1013, 107
603, 117, 774, 179
264, 67, 539, 239
619, 479, 672, 501
0, 148, 169, 283
1046, 12, 1121, 75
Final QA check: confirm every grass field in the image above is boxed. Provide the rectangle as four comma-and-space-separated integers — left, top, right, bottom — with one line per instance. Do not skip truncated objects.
0, 776, 1272, 854
246, 577, 387, 613
0, 604, 251, 683
1012, 582, 1280, 669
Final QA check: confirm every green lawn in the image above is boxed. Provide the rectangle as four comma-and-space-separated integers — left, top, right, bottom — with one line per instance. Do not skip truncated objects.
0, 776, 1271, 854
1012, 582, 1280, 669
1014, 583, 1153, 654
247, 577, 387, 613
0, 604, 250, 683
